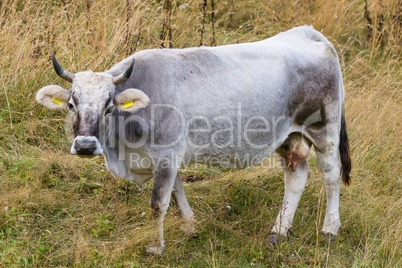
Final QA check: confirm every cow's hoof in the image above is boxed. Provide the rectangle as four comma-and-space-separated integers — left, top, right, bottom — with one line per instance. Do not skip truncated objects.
320, 231, 336, 242
146, 244, 165, 255
180, 219, 196, 236
269, 233, 279, 245
269, 228, 291, 246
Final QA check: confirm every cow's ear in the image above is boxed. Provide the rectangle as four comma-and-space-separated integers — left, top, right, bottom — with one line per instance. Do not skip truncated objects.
36, 85, 70, 110
114, 89, 150, 112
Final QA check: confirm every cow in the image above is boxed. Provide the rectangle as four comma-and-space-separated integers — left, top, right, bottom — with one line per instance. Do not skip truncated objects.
36, 26, 351, 254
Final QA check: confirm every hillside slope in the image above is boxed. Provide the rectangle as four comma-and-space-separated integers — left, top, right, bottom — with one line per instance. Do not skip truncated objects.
0, 0, 400, 266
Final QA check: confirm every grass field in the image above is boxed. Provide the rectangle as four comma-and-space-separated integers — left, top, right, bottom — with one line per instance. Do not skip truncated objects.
0, 0, 401, 266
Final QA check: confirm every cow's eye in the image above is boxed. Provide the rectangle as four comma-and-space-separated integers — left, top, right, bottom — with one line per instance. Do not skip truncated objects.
105, 107, 114, 115
68, 103, 75, 112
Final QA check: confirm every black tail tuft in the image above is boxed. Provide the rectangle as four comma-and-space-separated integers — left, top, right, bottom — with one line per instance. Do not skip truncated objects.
339, 113, 352, 186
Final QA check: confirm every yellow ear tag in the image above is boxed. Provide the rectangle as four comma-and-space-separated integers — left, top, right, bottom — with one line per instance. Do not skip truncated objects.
52, 98, 62, 105
123, 101, 134, 109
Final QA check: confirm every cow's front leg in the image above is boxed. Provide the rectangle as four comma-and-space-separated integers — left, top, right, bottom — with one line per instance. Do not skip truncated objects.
146, 164, 177, 255
172, 172, 195, 234
270, 159, 309, 244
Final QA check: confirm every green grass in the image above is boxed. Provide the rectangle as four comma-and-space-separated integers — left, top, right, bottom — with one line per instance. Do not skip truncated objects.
0, 0, 401, 266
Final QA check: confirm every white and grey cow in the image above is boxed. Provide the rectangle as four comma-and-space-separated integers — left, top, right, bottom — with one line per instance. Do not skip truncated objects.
36, 26, 351, 254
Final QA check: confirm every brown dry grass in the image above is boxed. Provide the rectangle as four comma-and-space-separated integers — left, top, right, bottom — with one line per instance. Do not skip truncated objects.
0, 0, 401, 266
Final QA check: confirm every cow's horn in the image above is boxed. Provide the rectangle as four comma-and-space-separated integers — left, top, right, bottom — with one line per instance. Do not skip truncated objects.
112, 59, 135, 85
52, 53, 75, 83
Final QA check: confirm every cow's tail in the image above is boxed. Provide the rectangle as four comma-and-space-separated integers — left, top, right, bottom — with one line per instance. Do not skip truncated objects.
339, 112, 351, 186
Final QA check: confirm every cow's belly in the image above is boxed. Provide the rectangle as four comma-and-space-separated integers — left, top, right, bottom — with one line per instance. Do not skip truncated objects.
185, 145, 277, 169
183, 115, 292, 169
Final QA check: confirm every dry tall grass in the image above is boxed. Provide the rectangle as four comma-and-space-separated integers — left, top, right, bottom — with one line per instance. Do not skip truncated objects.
0, 0, 401, 267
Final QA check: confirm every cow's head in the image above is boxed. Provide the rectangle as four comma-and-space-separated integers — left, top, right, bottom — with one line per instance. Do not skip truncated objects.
36, 54, 150, 157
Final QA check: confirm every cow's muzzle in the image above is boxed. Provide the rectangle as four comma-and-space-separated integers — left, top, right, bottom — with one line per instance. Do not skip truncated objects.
71, 136, 103, 157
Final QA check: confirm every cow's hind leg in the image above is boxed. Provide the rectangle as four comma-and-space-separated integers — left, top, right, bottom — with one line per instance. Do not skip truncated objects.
270, 158, 310, 243
316, 144, 342, 238
172, 172, 195, 234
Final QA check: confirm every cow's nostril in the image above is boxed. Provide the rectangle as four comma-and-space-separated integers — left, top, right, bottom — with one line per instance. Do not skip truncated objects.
75, 142, 82, 152
75, 139, 98, 155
